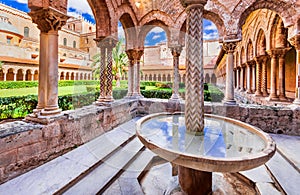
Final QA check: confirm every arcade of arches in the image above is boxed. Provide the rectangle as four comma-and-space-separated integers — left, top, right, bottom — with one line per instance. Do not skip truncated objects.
25, 0, 300, 118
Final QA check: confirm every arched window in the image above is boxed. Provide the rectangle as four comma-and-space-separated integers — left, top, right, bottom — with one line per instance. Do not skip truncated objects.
73, 41, 76, 48
24, 27, 29, 37
63, 38, 67, 46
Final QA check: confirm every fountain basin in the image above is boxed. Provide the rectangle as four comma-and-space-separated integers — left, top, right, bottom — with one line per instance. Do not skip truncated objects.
136, 112, 276, 173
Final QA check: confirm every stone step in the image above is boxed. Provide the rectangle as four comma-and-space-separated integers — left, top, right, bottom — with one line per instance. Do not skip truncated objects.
63, 137, 144, 195
102, 149, 156, 195
0, 118, 138, 195
266, 152, 300, 195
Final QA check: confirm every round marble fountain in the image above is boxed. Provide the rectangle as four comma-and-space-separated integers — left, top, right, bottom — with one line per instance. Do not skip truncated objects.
136, 112, 276, 194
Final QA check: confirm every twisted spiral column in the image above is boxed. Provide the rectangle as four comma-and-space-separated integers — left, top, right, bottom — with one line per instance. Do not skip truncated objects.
254, 57, 263, 96
185, 3, 206, 134
105, 38, 117, 102
261, 57, 268, 96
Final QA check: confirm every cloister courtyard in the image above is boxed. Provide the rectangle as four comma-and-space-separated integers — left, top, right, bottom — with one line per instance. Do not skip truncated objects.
0, 0, 300, 194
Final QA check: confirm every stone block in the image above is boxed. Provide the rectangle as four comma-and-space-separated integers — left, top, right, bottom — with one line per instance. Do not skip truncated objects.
17, 141, 47, 162
0, 130, 43, 153
0, 150, 17, 167
42, 122, 61, 138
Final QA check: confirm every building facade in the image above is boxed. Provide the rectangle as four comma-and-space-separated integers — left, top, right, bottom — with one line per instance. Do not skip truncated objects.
0, 3, 94, 82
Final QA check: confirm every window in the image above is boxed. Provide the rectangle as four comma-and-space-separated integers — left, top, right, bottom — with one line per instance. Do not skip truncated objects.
24, 27, 29, 37
63, 38, 67, 46
73, 41, 76, 48
6, 36, 12, 44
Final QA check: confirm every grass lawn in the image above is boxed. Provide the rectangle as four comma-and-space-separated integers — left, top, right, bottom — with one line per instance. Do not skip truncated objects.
0, 85, 91, 97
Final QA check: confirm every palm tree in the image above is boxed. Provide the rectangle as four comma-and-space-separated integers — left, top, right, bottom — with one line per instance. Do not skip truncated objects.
112, 39, 128, 87
91, 39, 128, 87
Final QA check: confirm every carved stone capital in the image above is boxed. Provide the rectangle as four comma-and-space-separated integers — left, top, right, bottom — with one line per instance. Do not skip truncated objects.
169, 45, 182, 57
95, 37, 118, 49
246, 60, 255, 67
289, 34, 300, 50
29, 7, 69, 33
222, 41, 238, 54
180, 0, 208, 7
254, 55, 268, 64
126, 49, 144, 62
266, 48, 291, 58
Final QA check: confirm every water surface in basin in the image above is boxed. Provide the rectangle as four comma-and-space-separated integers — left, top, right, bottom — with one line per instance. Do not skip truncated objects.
140, 114, 266, 158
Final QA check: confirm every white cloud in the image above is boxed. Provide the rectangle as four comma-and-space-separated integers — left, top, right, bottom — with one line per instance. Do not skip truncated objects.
204, 23, 217, 31
203, 31, 219, 40
152, 35, 161, 40
15, 0, 27, 4
68, 0, 93, 16
149, 27, 165, 33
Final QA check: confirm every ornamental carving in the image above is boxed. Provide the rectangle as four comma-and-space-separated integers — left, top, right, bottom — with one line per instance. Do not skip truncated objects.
222, 41, 238, 53
126, 49, 144, 62
289, 35, 300, 50
169, 46, 182, 57
29, 8, 69, 33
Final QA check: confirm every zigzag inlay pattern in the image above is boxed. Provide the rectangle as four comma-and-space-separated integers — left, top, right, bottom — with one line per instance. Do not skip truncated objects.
99, 47, 106, 100
185, 5, 205, 133
106, 47, 113, 100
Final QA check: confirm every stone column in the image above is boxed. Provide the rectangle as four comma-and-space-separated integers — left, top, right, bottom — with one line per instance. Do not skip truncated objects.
22, 70, 26, 81
278, 48, 290, 101
31, 70, 34, 81
169, 45, 182, 102
13, 70, 17, 81
29, 8, 68, 116
3, 69, 7, 81
246, 62, 252, 93
254, 57, 262, 96
236, 68, 240, 90
240, 66, 245, 91
289, 35, 300, 104
95, 38, 107, 103
222, 41, 238, 105
252, 62, 256, 93
266, 50, 279, 101
261, 57, 268, 96
125, 49, 134, 98
132, 49, 144, 98
105, 38, 117, 102
183, 0, 208, 134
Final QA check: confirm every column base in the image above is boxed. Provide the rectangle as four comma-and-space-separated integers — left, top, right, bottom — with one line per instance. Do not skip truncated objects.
293, 98, 300, 105
25, 111, 63, 124
178, 166, 212, 195
41, 108, 62, 116
266, 95, 279, 101
94, 101, 113, 107
254, 91, 262, 97
169, 94, 182, 103
279, 95, 288, 101
130, 93, 144, 99
104, 96, 114, 102
222, 99, 237, 105
246, 90, 253, 94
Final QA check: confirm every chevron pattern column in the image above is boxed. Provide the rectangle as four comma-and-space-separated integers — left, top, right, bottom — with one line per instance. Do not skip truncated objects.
169, 45, 182, 102
183, 0, 207, 135
222, 41, 238, 105
254, 56, 262, 96
95, 38, 107, 104
105, 38, 117, 102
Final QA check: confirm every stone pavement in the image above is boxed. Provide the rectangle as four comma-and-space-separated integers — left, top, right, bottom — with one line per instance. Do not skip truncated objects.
0, 118, 299, 195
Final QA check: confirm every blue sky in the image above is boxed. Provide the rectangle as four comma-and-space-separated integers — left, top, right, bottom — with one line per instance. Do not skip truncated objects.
1, 0, 219, 46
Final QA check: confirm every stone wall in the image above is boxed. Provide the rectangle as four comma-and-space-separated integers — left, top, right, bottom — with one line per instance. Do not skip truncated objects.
0, 98, 299, 184
0, 100, 138, 184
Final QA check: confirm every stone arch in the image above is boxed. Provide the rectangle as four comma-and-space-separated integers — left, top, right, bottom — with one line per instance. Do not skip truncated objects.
0, 69, 4, 81
158, 74, 161, 81
66, 72, 70, 80
71, 72, 75, 80
236, 0, 297, 37
149, 74, 152, 81
34, 70, 38, 80
138, 19, 170, 48
16, 69, 23, 81
119, 12, 137, 50
255, 29, 266, 56
86, 0, 113, 37
153, 74, 157, 81
205, 73, 210, 83
144, 74, 148, 81
6, 68, 14, 81
240, 47, 246, 65
246, 39, 254, 61
162, 74, 166, 82
211, 73, 216, 85
178, 10, 225, 43
60, 72, 65, 80
167, 74, 171, 82
139, 10, 174, 29
270, 15, 288, 49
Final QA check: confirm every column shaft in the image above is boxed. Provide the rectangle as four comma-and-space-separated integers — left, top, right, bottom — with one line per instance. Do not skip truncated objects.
98, 47, 106, 101
236, 68, 240, 90
246, 63, 252, 93
269, 52, 279, 100
278, 55, 287, 100
252, 63, 256, 92
185, 4, 205, 134
169, 46, 182, 102
255, 57, 262, 96
240, 67, 245, 91
262, 58, 268, 96
105, 44, 114, 102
